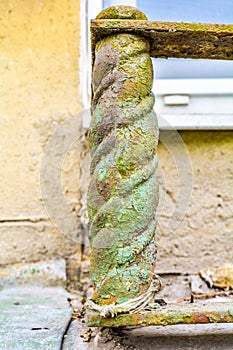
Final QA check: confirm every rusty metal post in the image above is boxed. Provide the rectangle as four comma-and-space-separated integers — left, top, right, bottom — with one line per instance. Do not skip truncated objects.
86, 6, 161, 317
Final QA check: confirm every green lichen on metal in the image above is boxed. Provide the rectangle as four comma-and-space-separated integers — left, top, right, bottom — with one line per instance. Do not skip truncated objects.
86, 302, 233, 327
96, 5, 148, 20
91, 19, 233, 60
92, 19, 233, 33
87, 6, 159, 307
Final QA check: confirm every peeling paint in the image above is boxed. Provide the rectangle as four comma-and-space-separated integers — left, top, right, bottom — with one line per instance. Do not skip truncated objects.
91, 19, 233, 60
86, 302, 233, 327
88, 6, 159, 306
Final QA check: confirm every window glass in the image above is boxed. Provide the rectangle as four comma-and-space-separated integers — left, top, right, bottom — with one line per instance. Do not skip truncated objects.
103, 0, 233, 23
104, 0, 136, 7
137, 0, 233, 24
153, 59, 233, 80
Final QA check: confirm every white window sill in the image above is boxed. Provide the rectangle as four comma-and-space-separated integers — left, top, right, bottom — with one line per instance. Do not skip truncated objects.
153, 78, 233, 95
158, 114, 233, 130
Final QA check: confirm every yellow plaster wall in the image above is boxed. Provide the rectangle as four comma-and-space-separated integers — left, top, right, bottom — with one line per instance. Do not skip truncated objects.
0, 0, 84, 264
156, 131, 233, 273
0, 1, 232, 276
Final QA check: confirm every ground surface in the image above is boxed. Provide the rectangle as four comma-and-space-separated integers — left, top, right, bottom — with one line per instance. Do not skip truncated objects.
0, 287, 75, 350
0, 260, 232, 350
0, 286, 233, 350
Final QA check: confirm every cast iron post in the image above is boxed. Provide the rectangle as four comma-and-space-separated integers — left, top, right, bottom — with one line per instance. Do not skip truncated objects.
86, 6, 161, 317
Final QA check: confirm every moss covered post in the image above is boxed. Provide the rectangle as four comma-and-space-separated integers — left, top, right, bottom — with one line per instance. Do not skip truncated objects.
86, 6, 162, 318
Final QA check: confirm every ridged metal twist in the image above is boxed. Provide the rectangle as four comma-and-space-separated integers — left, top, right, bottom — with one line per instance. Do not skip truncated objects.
87, 6, 160, 308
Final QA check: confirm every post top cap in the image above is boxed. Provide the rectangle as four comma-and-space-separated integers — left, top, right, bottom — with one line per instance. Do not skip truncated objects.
96, 5, 148, 20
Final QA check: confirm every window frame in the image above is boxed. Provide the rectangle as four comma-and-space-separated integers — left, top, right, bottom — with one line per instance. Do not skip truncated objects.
81, 0, 233, 130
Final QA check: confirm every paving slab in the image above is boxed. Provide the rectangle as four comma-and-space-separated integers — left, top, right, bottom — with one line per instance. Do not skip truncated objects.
0, 286, 77, 350
0, 259, 66, 289
104, 323, 233, 350
70, 320, 233, 350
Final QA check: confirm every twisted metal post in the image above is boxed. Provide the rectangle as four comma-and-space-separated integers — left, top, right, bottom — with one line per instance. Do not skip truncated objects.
87, 6, 161, 317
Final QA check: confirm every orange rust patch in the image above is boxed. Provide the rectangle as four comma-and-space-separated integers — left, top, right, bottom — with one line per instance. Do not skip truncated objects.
192, 313, 210, 323
100, 294, 117, 306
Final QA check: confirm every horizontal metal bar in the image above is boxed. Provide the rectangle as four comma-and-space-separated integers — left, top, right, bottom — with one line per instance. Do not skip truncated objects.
86, 302, 233, 328
91, 20, 233, 60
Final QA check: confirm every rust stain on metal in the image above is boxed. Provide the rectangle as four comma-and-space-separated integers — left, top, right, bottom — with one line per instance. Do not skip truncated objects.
87, 5, 160, 310
86, 302, 233, 328
192, 313, 210, 324
91, 19, 233, 60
